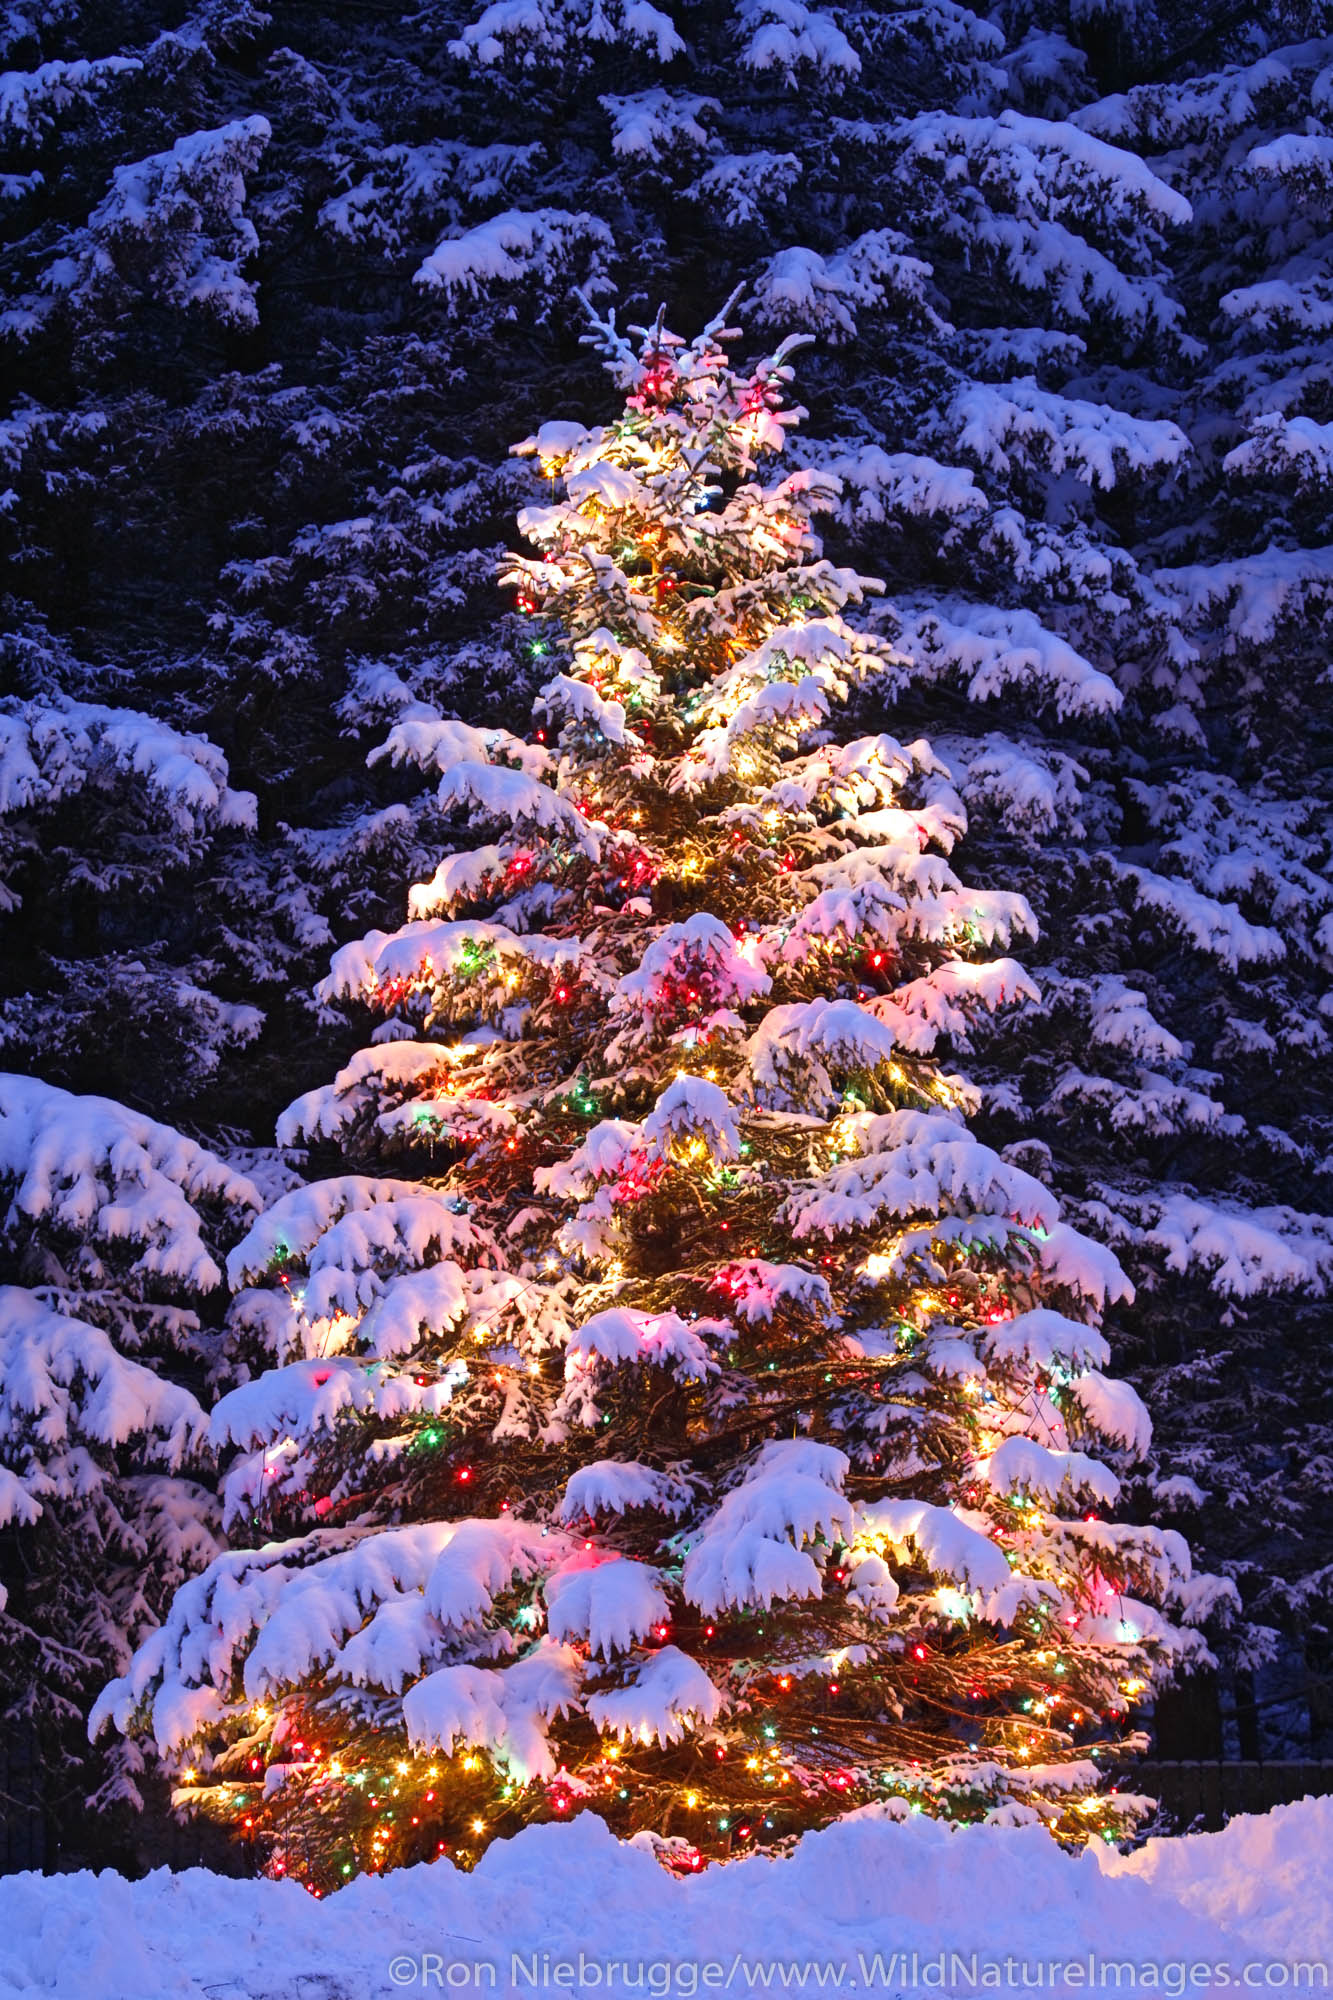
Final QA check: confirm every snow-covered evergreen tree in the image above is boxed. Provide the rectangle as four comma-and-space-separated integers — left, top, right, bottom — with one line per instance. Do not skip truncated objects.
95, 315, 1216, 1891
0, 682, 268, 1111
0, 1074, 260, 1840
957, 10, 1333, 1748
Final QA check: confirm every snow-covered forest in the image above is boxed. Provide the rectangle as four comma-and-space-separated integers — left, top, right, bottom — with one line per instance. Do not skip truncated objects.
1, 0, 1331, 1897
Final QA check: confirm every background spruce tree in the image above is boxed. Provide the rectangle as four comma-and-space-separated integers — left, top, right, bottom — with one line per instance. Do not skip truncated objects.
0, 1075, 260, 1861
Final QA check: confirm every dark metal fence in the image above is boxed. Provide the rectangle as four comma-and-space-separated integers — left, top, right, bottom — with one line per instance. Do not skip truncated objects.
1125, 1760, 1333, 1831
0, 1724, 45, 1873
2, 1725, 252, 1879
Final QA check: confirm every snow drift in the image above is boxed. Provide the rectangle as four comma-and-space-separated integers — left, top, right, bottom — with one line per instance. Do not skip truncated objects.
2, 1796, 1329, 2000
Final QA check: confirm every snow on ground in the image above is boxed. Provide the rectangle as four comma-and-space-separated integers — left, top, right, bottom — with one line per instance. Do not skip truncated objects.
1, 1798, 1329, 2000
1100, 1797, 1333, 1960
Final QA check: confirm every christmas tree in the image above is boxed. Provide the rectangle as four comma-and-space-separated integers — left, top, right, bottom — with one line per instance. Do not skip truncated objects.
94, 306, 1214, 1890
